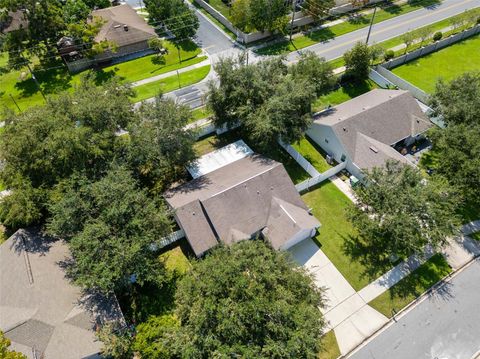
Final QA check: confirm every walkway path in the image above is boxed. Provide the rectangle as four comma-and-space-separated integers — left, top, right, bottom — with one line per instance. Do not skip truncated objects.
130, 58, 211, 87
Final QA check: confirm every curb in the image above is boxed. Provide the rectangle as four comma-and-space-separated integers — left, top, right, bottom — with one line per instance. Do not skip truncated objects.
342, 253, 480, 358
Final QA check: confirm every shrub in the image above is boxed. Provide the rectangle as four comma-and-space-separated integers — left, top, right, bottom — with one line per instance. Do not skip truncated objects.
433, 32, 443, 42
384, 49, 395, 61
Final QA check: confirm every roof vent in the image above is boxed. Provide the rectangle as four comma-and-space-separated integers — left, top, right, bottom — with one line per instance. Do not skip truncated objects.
114, 24, 121, 29
343, 127, 347, 132
369, 146, 379, 153
123, 24, 128, 31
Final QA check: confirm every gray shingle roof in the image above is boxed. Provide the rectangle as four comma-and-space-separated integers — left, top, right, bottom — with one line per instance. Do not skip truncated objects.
0, 229, 125, 359
91, 4, 156, 47
165, 154, 320, 256
314, 89, 431, 170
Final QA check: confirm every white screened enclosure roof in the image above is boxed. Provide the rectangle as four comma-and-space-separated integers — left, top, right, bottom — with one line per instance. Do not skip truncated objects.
187, 140, 254, 179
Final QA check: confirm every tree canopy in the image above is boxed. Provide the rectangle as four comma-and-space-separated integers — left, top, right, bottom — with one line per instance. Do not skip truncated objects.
301, 0, 335, 21
47, 166, 172, 292
144, 0, 199, 39
343, 41, 371, 82
0, 331, 26, 359
0, 77, 135, 227
127, 96, 197, 192
172, 240, 325, 358
207, 54, 332, 147
429, 71, 480, 126
350, 161, 460, 258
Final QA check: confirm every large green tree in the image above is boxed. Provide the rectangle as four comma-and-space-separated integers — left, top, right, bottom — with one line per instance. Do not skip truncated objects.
302, 0, 335, 21
0, 331, 27, 359
289, 51, 335, 96
0, 77, 135, 227
350, 161, 460, 258
428, 124, 480, 202
207, 55, 318, 147
343, 41, 371, 82
127, 96, 197, 192
172, 240, 325, 358
429, 71, 480, 126
144, 0, 199, 39
47, 166, 172, 292
249, 0, 290, 33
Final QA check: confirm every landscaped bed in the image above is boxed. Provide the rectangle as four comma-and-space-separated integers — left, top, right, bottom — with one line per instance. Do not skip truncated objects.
368, 253, 452, 318
391, 34, 480, 93
292, 135, 333, 173
193, 129, 310, 184
302, 181, 394, 291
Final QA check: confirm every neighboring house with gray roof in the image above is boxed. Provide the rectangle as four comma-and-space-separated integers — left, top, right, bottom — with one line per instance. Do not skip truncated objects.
165, 152, 321, 257
0, 229, 125, 359
307, 89, 432, 179
89, 4, 157, 62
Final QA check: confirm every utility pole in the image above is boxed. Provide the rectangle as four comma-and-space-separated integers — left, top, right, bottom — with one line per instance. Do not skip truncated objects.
365, 5, 377, 45
9, 94, 21, 112
289, 0, 297, 42
176, 45, 182, 89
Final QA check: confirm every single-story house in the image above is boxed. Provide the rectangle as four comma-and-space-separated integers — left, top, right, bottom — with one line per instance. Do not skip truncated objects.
89, 3, 157, 62
164, 142, 321, 257
0, 228, 125, 359
307, 89, 432, 179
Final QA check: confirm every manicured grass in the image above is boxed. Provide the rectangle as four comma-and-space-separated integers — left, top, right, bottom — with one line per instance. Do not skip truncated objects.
368, 254, 452, 318
302, 181, 392, 290
193, 129, 310, 184
204, 0, 231, 19
159, 243, 192, 275
132, 65, 211, 102
319, 330, 341, 359
292, 136, 332, 173
190, 106, 212, 122
0, 40, 203, 113
313, 79, 378, 112
256, 0, 442, 55
470, 232, 480, 241
391, 35, 480, 93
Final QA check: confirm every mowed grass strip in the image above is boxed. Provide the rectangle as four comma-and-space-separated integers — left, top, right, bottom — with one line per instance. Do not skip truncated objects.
313, 79, 378, 111
368, 253, 452, 318
132, 65, 211, 102
391, 35, 480, 93
318, 330, 341, 359
292, 136, 332, 173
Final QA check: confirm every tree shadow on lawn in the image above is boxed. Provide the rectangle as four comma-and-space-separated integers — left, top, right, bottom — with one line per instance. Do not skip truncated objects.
339, 79, 376, 98
14, 64, 74, 98
341, 233, 399, 282
305, 26, 336, 44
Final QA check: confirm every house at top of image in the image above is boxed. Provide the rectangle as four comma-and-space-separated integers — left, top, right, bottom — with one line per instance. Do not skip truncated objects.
0, 228, 125, 359
164, 140, 321, 257
90, 3, 157, 62
306, 89, 432, 180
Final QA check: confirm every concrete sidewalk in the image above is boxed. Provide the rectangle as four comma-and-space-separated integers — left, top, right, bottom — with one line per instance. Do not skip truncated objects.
289, 239, 388, 355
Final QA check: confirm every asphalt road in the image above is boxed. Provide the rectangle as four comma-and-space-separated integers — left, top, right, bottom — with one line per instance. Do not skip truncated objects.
349, 258, 480, 359
287, 0, 480, 62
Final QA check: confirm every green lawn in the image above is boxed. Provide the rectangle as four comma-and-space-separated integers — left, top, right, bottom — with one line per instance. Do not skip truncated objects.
369, 254, 452, 318
302, 181, 393, 290
292, 136, 332, 173
0, 40, 204, 113
190, 106, 212, 122
255, 0, 442, 55
132, 65, 211, 102
159, 241, 192, 275
193, 129, 310, 184
470, 232, 480, 241
391, 35, 480, 93
313, 79, 378, 112
319, 330, 340, 359
204, 0, 231, 19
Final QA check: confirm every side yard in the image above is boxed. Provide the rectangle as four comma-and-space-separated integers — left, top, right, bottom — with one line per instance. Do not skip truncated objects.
391, 34, 480, 93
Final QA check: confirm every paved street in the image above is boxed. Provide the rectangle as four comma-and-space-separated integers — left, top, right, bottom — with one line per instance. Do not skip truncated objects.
349, 258, 480, 359
287, 0, 480, 63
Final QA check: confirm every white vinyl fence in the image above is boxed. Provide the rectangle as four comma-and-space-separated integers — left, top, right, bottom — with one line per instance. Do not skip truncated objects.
295, 161, 347, 193
150, 229, 185, 251
278, 140, 320, 178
